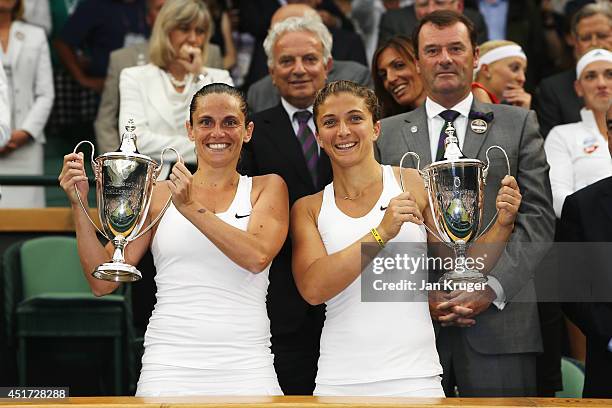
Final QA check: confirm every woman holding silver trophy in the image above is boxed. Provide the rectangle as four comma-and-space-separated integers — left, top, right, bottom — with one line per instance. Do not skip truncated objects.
291, 81, 522, 397
59, 83, 288, 396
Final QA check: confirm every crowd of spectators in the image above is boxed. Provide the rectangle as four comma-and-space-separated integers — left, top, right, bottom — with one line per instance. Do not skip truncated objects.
0, 0, 611, 399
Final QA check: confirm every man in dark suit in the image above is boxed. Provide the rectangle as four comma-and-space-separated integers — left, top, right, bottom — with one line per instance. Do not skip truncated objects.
377, 10, 555, 396
378, 0, 488, 48
239, 0, 366, 88
536, 3, 612, 137
239, 11, 333, 395
555, 104, 612, 398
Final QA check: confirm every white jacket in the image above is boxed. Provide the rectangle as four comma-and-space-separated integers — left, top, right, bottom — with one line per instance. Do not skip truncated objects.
118, 63, 233, 168
7, 21, 54, 143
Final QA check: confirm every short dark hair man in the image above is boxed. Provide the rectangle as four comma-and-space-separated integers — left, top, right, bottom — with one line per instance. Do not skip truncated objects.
377, 10, 555, 397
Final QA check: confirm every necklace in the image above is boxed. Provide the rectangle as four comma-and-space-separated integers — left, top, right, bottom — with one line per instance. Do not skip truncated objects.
335, 173, 383, 201
167, 72, 187, 88
335, 186, 367, 201
341, 191, 363, 201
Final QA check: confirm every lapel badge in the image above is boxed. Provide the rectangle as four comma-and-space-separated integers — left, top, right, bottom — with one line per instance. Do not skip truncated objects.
410, 125, 418, 133
15, 31, 24, 41
470, 119, 487, 134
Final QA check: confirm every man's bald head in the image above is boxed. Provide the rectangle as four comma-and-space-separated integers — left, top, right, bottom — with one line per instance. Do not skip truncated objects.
271, 4, 316, 26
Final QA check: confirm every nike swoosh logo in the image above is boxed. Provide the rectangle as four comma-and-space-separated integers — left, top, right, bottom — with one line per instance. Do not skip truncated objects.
235, 213, 251, 219
380, 206, 388, 211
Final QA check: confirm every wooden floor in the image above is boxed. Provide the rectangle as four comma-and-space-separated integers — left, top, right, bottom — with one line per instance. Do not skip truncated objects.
1, 396, 611, 408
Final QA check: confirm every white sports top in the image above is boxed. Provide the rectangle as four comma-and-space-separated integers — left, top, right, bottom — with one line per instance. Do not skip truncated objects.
145, 175, 274, 370
316, 165, 442, 385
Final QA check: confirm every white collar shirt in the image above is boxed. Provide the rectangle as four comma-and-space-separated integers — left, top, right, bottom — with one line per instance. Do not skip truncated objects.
425, 93, 473, 161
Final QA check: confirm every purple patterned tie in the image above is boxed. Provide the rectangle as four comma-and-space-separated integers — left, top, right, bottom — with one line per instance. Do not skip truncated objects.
436, 110, 461, 161
294, 110, 318, 185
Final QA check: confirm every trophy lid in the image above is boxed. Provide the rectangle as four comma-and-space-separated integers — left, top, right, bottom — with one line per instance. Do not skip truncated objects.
424, 122, 485, 171
118, 119, 139, 154
99, 119, 157, 164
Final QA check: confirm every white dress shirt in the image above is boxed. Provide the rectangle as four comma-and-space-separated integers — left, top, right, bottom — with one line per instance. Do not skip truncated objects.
425, 94, 473, 161
425, 93, 506, 309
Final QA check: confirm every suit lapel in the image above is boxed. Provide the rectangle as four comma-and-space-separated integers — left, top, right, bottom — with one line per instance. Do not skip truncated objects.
8, 22, 23, 73
146, 67, 176, 129
462, 99, 493, 159
264, 105, 315, 189
403, 105, 432, 166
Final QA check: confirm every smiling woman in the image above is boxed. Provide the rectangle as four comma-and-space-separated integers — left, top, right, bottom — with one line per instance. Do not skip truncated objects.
291, 80, 521, 397
372, 35, 425, 117
60, 83, 289, 397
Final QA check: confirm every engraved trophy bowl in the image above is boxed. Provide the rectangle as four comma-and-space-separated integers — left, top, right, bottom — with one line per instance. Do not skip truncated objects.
73, 119, 181, 282
400, 124, 510, 286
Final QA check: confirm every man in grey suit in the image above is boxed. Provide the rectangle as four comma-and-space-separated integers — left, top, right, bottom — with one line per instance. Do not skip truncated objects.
378, 0, 488, 48
94, 0, 224, 153
377, 10, 554, 396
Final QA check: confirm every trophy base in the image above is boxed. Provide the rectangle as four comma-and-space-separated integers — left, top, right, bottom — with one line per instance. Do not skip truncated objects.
92, 262, 142, 282
438, 269, 487, 292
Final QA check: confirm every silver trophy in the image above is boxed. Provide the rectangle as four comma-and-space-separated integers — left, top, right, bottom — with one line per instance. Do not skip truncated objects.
73, 120, 181, 282
400, 123, 510, 285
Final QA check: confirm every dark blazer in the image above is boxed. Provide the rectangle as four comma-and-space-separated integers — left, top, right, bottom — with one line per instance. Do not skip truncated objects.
240, 103, 333, 336
557, 177, 612, 398
377, 5, 488, 48
535, 69, 583, 138
377, 100, 555, 355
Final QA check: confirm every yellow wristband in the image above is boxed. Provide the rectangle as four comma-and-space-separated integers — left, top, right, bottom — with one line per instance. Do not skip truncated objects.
370, 228, 385, 248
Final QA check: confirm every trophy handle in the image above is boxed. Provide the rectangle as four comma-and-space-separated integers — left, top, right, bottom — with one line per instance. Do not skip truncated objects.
130, 147, 183, 241
72, 140, 110, 240
475, 145, 512, 240
399, 151, 427, 189
398, 151, 447, 243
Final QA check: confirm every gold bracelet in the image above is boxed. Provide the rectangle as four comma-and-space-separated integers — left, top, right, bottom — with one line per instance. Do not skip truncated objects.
370, 228, 385, 248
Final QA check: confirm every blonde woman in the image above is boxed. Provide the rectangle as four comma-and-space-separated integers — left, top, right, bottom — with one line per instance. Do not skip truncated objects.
472, 40, 531, 109
119, 0, 233, 177
545, 48, 612, 218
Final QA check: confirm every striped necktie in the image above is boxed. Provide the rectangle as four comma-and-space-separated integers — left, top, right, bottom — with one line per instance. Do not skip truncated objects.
294, 110, 318, 186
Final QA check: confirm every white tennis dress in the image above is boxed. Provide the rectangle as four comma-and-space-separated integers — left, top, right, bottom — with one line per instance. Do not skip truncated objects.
315, 165, 444, 397
136, 175, 282, 396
